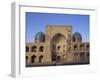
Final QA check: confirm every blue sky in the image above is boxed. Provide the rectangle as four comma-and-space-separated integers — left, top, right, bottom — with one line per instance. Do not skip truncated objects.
26, 12, 89, 42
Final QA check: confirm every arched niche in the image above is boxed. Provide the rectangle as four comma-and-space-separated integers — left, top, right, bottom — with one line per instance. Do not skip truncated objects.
50, 33, 66, 62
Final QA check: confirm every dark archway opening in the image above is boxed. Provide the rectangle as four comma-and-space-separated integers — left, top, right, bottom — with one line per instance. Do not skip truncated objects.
51, 33, 66, 62
26, 56, 28, 63
26, 46, 29, 52
80, 53, 85, 62
31, 55, 36, 63
39, 55, 43, 63
57, 55, 61, 62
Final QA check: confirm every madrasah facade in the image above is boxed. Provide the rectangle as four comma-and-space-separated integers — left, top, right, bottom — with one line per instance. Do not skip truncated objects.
26, 25, 89, 67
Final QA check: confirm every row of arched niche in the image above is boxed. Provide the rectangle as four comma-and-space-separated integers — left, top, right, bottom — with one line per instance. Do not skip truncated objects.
26, 43, 89, 53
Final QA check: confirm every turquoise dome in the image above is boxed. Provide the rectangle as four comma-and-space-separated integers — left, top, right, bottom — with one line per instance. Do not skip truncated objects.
35, 32, 45, 42
73, 32, 82, 42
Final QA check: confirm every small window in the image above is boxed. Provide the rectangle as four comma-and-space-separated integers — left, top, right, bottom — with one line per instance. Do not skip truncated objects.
39, 55, 43, 63
57, 46, 61, 51
31, 46, 37, 52
87, 53, 89, 57
80, 53, 85, 61
31, 55, 36, 63
80, 44, 84, 51
39, 46, 44, 52
26, 46, 29, 52
86, 45, 89, 50
26, 56, 28, 63
74, 45, 78, 51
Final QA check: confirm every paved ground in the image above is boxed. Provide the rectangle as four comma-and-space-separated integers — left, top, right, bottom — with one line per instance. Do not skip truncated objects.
26, 62, 89, 67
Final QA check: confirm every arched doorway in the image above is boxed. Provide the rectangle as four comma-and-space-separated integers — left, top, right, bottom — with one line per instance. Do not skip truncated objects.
86, 45, 89, 51
74, 53, 79, 63
31, 55, 36, 63
80, 53, 85, 62
87, 53, 89, 63
26, 46, 29, 52
26, 56, 28, 63
51, 33, 66, 62
57, 55, 61, 62
39, 55, 43, 63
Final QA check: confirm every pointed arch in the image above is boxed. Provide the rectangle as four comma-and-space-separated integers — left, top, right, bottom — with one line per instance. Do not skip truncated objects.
39, 55, 44, 63
39, 46, 44, 52
31, 55, 36, 63
80, 44, 84, 51
51, 33, 66, 62
74, 45, 78, 51
51, 33, 66, 41
31, 46, 37, 52
26, 56, 28, 63
80, 53, 85, 61
26, 46, 29, 52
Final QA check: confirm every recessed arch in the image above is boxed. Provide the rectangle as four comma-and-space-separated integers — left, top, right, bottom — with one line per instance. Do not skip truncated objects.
80, 44, 84, 51
74, 45, 78, 51
57, 45, 61, 51
87, 53, 89, 57
86, 44, 89, 51
26, 46, 29, 52
39, 46, 44, 52
57, 55, 61, 62
39, 55, 44, 63
26, 56, 28, 63
51, 33, 66, 42
74, 53, 79, 63
51, 33, 66, 62
31, 55, 36, 63
80, 53, 85, 61
31, 46, 37, 52
87, 53, 89, 62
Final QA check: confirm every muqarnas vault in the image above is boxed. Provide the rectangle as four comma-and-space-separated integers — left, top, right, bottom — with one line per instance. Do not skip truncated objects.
26, 25, 89, 67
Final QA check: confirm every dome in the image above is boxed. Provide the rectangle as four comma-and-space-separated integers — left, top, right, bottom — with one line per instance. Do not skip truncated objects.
35, 32, 45, 42
73, 32, 82, 42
